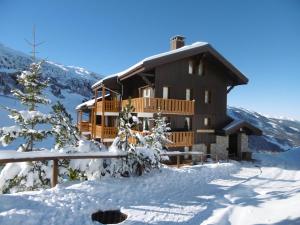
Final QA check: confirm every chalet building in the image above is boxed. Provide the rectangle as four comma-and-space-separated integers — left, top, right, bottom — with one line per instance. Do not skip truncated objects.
76, 36, 262, 160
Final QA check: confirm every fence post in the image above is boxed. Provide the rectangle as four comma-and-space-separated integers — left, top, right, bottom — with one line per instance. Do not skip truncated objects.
201, 154, 203, 165
52, 159, 58, 188
177, 155, 180, 168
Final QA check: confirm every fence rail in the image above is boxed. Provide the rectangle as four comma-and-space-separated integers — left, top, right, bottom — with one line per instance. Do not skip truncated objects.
0, 150, 223, 188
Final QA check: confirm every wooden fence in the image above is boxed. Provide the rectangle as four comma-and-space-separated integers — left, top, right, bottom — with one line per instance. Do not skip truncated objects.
0, 151, 223, 188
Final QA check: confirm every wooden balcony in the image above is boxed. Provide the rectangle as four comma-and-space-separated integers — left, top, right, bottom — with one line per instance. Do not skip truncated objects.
78, 122, 194, 146
168, 131, 194, 147
95, 125, 118, 139
78, 121, 91, 132
96, 100, 120, 112
130, 131, 194, 147
122, 97, 194, 115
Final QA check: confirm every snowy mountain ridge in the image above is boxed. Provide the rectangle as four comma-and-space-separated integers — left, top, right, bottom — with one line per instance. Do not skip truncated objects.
228, 106, 300, 151
0, 42, 102, 98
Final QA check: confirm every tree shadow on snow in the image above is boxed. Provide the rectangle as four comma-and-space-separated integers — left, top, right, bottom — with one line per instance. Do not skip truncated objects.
124, 161, 300, 225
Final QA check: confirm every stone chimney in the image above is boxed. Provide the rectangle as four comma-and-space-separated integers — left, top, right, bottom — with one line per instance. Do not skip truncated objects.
170, 35, 185, 50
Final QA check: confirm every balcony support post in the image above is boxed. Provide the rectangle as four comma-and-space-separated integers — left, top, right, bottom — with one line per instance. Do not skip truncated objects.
101, 85, 106, 141
76, 111, 80, 126
93, 89, 98, 139
79, 110, 83, 123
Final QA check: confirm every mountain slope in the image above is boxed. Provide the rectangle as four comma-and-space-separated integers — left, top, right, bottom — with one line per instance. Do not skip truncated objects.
0, 42, 102, 150
0, 42, 101, 98
228, 107, 300, 151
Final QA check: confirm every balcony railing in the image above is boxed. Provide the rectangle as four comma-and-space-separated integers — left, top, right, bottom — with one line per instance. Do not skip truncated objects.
78, 121, 91, 132
96, 100, 120, 112
78, 122, 194, 146
95, 125, 118, 139
122, 97, 194, 115
168, 131, 194, 147
130, 131, 194, 147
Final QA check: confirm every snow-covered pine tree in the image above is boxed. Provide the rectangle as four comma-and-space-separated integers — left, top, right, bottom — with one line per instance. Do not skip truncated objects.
0, 61, 54, 193
143, 111, 172, 169
0, 61, 52, 151
110, 99, 141, 176
51, 101, 80, 149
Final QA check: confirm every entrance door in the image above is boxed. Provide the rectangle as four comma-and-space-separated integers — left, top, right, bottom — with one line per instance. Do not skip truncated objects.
229, 134, 238, 159
142, 87, 153, 98
142, 87, 154, 109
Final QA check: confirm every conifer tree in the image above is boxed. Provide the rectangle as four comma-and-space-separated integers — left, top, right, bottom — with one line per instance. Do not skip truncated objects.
0, 60, 54, 193
51, 101, 80, 149
0, 61, 52, 151
111, 99, 140, 176
144, 111, 172, 168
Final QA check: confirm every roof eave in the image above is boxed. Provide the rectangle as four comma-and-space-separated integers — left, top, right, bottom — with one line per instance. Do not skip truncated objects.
206, 44, 249, 86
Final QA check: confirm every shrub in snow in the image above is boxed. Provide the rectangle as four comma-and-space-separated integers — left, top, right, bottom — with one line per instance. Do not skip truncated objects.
57, 140, 111, 180
0, 151, 52, 194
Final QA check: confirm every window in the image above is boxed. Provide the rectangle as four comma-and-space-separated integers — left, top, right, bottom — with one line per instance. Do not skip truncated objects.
186, 89, 191, 100
188, 60, 193, 74
143, 118, 150, 131
198, 59, 204, 76
163, 86, 169, 99
184, 117, 191, 130
189, 58, 204, 75
205, 90, 211, 104
143, 87, 153, 98
204, 117, 211, 127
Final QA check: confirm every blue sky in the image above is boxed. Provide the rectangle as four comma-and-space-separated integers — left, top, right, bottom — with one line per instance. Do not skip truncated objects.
1, 0, 299, 119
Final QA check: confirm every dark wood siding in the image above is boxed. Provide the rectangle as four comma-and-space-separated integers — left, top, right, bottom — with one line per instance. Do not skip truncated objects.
154, 54, 230, 144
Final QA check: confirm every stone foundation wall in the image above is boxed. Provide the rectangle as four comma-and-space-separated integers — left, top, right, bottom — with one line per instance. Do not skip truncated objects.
211, 136, 229, 160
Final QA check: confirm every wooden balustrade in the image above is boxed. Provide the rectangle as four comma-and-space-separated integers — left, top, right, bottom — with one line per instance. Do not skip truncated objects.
78, 122, 194, 146
96, 100, 120, 112
168, 131, 194, 147
78, 121, 91, 132
129, 131, 194, 147
95, 125, 118, 139
122, 97, 194, 115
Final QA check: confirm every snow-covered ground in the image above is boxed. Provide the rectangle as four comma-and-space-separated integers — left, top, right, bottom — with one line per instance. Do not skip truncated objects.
0, 148, 300, 225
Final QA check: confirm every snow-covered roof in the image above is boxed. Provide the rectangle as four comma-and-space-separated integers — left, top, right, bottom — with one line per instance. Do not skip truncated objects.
222, 118, 262, 136
75, 94, 110, 110
92, 42, 208, 88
